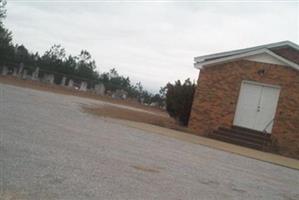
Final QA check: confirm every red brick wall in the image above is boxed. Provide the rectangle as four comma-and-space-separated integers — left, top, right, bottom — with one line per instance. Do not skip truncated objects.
188, 59, 299, 158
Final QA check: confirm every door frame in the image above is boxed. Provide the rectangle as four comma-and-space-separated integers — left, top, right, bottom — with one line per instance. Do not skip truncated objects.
233, 80, 281, 132
241, 80, 281, 90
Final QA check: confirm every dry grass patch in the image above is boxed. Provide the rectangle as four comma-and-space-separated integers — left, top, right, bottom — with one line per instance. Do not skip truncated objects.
83, 105, 188, 132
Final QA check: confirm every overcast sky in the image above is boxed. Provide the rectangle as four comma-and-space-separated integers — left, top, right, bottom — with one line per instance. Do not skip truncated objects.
5, 1, 299, 93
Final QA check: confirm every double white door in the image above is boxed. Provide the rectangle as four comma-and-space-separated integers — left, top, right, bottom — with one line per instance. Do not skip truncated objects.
233, 81, 281, 133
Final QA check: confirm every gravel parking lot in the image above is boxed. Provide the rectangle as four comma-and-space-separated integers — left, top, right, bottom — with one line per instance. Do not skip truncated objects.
1, 83, 299, 200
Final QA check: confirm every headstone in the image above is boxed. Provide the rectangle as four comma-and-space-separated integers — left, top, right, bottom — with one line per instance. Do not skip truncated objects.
48, 74, 54, 84
31, 67, 40, 81
49, 74, 54, 84
150, 102, 159, 107
18, 63, 24, 78
79, 81, 88, 91
1, 66, 8, 75
106, 90, 112, 95
68, 79, 74, 88
112, 89, 128, 100
18, 63, 24, 74
42, 74, 54, 84
61, 76, 67, 86
12, 68, 18, 76
22, 69, 28, 79
94, 83, 105, 96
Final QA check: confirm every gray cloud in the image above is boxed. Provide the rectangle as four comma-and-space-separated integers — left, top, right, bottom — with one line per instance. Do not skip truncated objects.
5, 1, 299, 92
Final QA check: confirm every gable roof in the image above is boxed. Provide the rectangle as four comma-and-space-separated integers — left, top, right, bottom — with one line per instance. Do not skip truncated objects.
194, 41, 299, 71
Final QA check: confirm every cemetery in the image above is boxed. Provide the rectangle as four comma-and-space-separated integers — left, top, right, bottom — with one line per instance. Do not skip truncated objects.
0, 64, 106, 97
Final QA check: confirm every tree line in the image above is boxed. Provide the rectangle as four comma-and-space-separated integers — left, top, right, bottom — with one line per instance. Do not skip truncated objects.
0, 1, 162, 104
0, 0, 196, 126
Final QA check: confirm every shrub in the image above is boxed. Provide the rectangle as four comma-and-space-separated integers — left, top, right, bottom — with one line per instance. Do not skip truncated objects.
164, 78, 196, 126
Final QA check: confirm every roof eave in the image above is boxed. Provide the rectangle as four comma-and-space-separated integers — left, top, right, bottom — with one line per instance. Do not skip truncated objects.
194, 40, 299, 63
193, 48, 299, 71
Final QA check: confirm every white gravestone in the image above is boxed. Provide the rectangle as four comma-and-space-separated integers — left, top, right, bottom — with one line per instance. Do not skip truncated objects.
79, 81, 88, 91
12, 68, 18, 76
94, 83, 105, 96
31, 67, 40, 80
68, 79, 74, 88
22, 69, 28, 79
61, 76, 67, 86
1, 66, 8, 75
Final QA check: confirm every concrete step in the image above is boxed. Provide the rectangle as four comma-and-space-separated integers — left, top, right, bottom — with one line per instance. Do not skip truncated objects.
209, 132, 264, 150
214, 129, 268, 145
231, 126, 271, 138
218, 127, 271, 142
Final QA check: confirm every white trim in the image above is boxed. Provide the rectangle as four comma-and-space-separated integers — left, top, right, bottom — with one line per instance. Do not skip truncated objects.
244, 53, 286, 66
194, 41, 299, 63
242, 80, 281, 89
194, 48, 299, 71
265, 50, 299, 70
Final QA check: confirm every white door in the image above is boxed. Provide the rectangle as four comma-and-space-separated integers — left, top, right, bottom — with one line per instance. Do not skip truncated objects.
233, 81, 280, 133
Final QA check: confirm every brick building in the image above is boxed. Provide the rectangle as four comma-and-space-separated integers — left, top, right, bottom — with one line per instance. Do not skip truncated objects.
189, 41, 299, 159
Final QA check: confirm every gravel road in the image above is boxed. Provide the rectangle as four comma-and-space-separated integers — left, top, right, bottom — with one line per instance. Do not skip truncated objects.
0, 83, 298, 200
